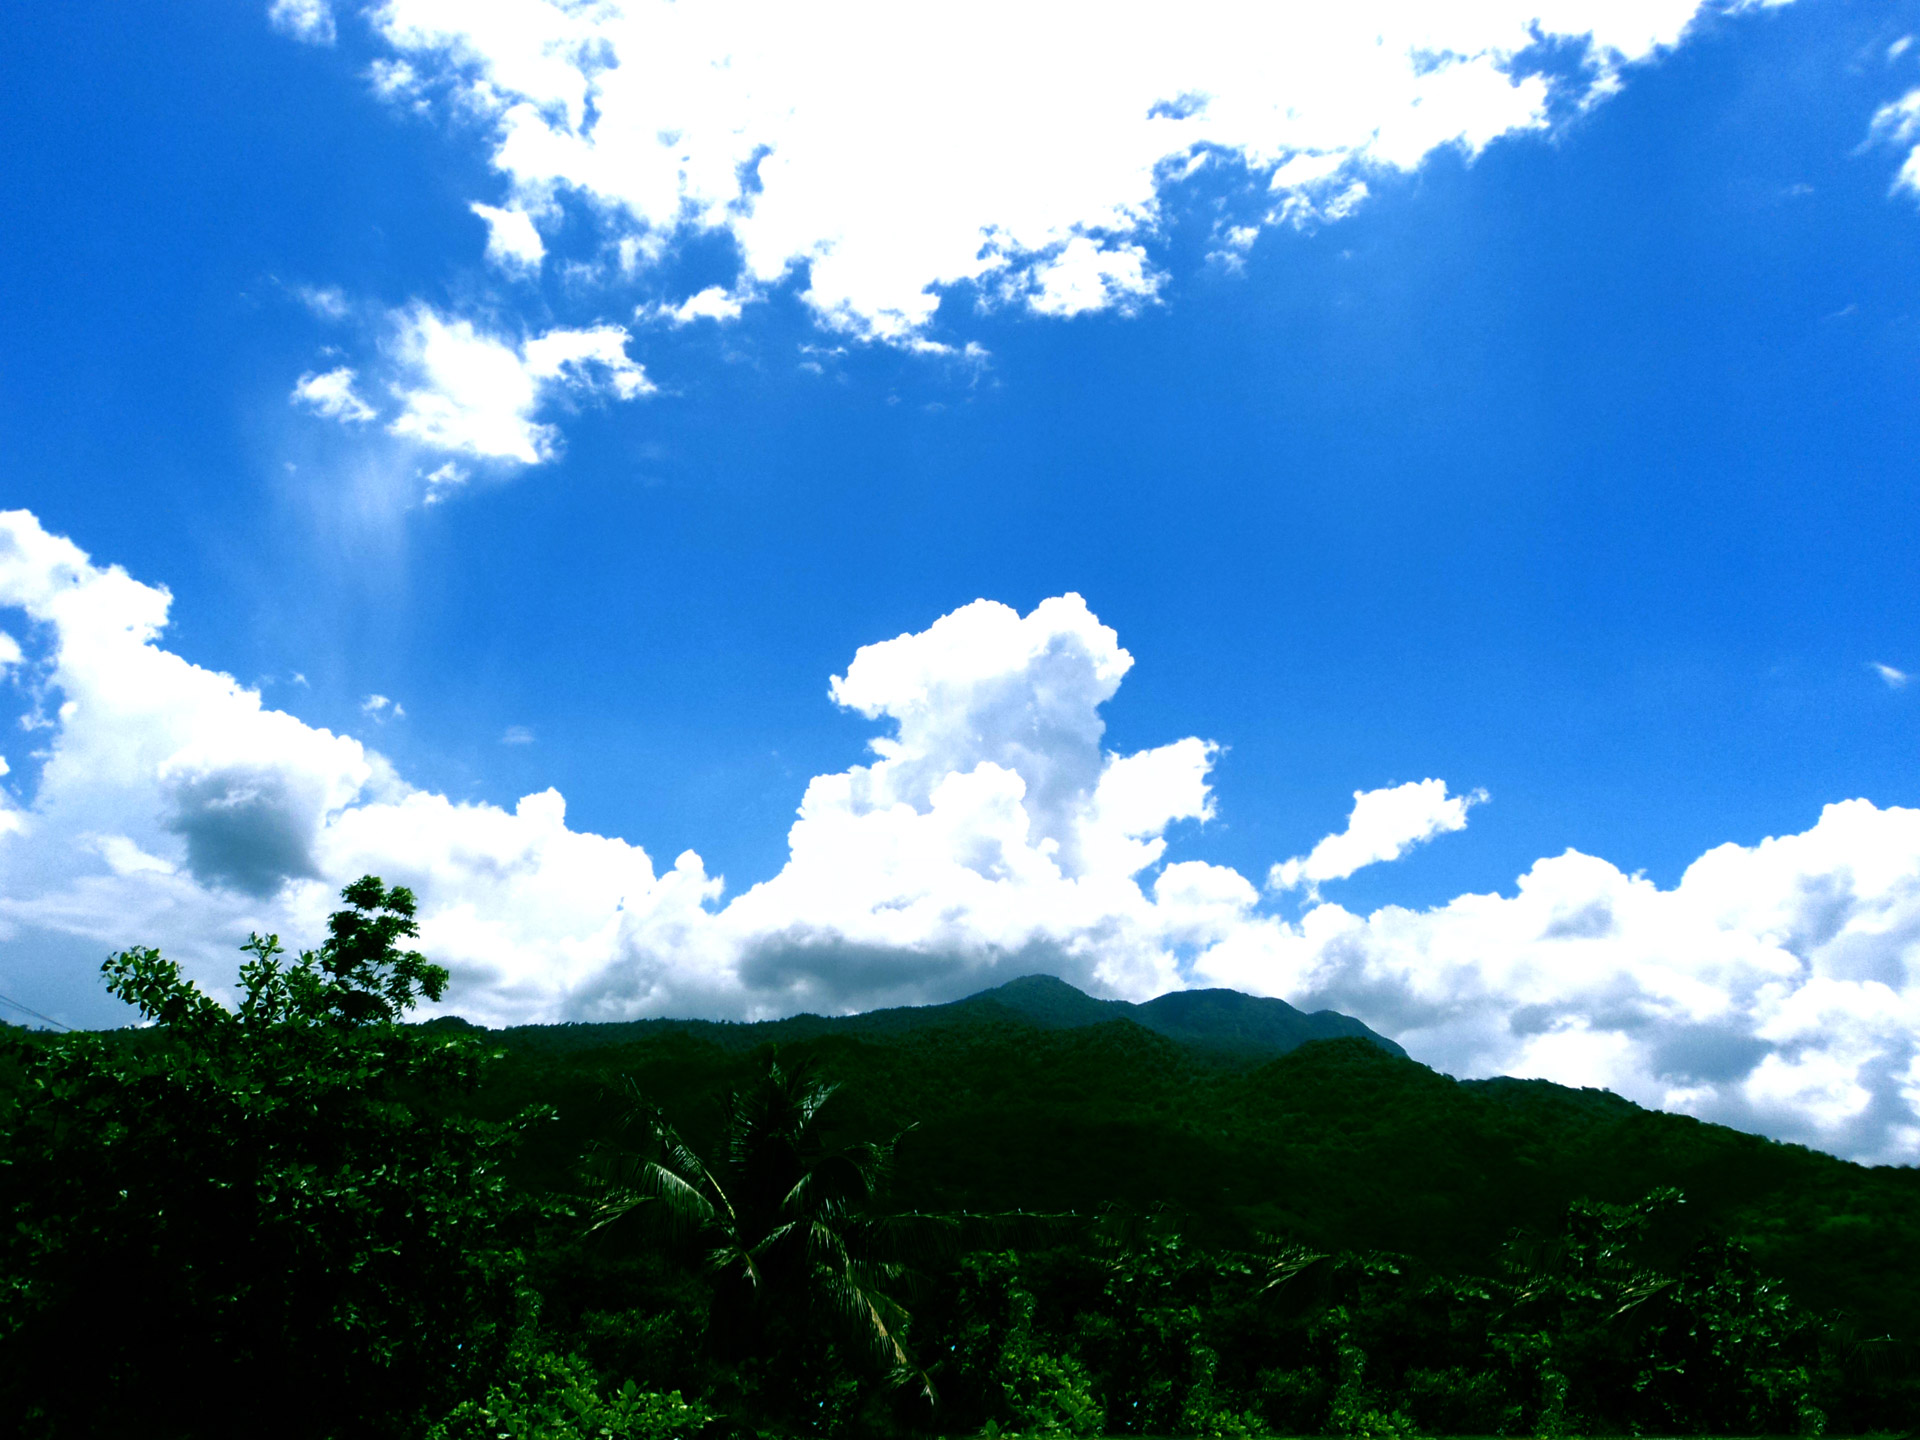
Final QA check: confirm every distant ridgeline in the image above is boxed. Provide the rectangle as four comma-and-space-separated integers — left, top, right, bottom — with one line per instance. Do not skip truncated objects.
470, 973, 1406, 1061
455, 975, 1920, 1348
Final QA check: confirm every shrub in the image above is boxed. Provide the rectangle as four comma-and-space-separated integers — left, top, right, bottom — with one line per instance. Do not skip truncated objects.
425, 1347, 712, 1440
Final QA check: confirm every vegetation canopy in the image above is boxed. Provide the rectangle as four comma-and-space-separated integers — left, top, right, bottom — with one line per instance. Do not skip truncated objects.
0, 895, 1915, 1437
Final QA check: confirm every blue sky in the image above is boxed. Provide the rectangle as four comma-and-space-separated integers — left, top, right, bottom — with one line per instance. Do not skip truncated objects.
4, 0, 1920, 1162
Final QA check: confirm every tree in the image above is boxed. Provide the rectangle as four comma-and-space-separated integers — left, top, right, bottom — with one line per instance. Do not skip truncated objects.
0, 877, 527, 1440
592, 1056, 952, 1430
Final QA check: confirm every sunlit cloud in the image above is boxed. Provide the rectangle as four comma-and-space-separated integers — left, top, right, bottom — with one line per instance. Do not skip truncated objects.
4, 507, 1918, 1163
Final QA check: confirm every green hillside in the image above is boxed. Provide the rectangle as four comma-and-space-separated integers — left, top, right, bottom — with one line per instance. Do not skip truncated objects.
470, 982, 1919, 1343
7, 934, 1917, 1439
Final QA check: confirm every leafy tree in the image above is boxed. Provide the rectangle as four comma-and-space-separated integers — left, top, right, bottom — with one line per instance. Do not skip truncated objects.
921, 1250, 1105, 1438
0, 878, 527, 1440
1488, 1189, 1827, 1435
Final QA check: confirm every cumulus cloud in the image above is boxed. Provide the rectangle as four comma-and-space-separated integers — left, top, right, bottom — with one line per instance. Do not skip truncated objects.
3, 508, 1918, 1163
361, 694, 406, 721
1271, 779, 1485, 896
1198, 809, 1920, 1165
291, 367, 377, 424
268, 0, 335, 46
358, 0, 1785, 342
470, 202, 547, 273
386, 306, 653, 464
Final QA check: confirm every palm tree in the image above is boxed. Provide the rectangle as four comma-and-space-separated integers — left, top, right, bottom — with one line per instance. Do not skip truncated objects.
590, 1056, 944, 1407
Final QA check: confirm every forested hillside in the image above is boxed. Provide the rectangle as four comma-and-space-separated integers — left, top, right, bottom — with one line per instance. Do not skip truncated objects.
467, 981, 1920, 1343
3, 897, 1916, 1438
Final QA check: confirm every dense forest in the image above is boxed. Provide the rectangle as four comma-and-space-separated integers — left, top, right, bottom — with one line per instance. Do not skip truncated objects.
1, 880, 1915, 1439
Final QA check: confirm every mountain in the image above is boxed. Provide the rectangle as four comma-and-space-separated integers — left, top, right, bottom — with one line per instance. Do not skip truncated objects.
470, 1007, 1920, 1349
479, 973, 1406, 1061
451, 978, 1920, 1348
881, 974, 1408, 1058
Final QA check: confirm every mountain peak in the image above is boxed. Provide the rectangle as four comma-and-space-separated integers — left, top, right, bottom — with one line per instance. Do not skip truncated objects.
954, 974, 1404, 1060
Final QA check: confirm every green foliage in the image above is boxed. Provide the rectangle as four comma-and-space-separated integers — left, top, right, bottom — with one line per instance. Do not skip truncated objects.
7, 955, 1920, 1437
1001, 1346, 1105, 1437
425, 1344, 712, 1440
1069, 1211, 1245, 1435
940, 1255, 1105, 1438
0, 878, 526, 1440
1482, 1190, 1829, 1435
590, 1057, 942, 1426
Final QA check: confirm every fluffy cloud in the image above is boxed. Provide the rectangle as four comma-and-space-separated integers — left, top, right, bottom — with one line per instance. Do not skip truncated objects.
645, 287, 748, 327
291, 309, 653, 470
0, 513, 1226, 1028
470, 203, 547, 274
355, 0, 1787, 342
1198, 809, 1920, 1165
2, 509, 1917, 1163
385, 306, 652, 464
1271, 779, 1484, 896
290, 367, 377, 424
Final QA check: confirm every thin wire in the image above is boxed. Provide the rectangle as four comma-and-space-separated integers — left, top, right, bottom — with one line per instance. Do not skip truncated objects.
0, 992, 72, 1031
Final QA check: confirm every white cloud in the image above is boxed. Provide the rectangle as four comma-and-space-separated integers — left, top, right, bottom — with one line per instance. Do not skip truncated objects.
3, 508, 1918, 1163
361, 694, 406, 721
1022, 238, 1160, 319
470, 202, 547, 273
1870, 88, 1920, 193
295, 284, 351, 321
386, 306, 653, 464
416, 462, 469, 502
1198, 806, 1920, 1166
1271, 779, 1485, 896
269, 0, 335, 46
501, 725, 535, 745
291, 367, 378, 425
644, 286, 748, 327
359, 0, 1785, 343
1874, 662, 1911, 689
369, 58, 425, 105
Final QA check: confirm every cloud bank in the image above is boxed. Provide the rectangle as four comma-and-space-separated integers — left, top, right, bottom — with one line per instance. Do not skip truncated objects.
350, 0, 1785, 343
1, 509, 1915, 1163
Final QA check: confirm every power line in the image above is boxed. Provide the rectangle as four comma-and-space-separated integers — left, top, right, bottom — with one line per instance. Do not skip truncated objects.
0, 992, 71, 1031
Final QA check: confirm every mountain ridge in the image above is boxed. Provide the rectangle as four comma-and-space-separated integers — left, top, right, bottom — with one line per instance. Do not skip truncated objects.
470, 973, 1407, 1062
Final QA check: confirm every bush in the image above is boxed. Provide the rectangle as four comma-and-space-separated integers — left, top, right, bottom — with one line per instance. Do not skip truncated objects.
1003, 1346, 1106, 1437
425, 1347, 712, 1440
